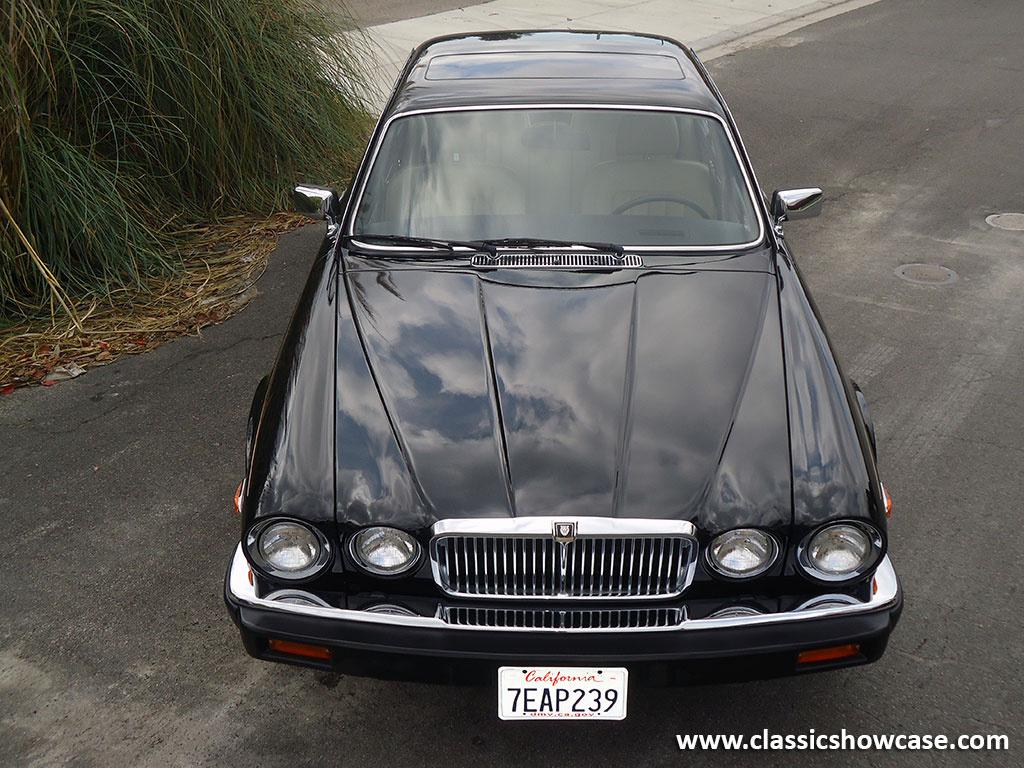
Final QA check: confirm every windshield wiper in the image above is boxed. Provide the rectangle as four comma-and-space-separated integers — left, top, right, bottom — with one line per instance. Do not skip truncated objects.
345, 234, 496, 256
479, 237, 625, 255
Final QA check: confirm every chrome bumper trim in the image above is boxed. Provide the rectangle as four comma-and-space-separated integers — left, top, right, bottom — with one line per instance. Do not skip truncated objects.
226, 545, 900, 633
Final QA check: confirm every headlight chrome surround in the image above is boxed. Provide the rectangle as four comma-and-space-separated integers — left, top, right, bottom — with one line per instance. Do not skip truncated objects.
797, 521, 883, 583
349, 526, 422, 576
706, 528, 780, 579
245, 518, 333, 581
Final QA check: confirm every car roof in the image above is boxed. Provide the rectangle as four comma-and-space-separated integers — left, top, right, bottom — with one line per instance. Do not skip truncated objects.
384, 31, 727, 117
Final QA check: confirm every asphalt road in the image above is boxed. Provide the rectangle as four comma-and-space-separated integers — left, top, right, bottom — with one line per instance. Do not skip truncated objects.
2, 0, 1022, 765
329, 0, 477, 27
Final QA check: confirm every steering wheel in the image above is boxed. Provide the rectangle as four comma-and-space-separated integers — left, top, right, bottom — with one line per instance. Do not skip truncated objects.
612, 194, 711, 219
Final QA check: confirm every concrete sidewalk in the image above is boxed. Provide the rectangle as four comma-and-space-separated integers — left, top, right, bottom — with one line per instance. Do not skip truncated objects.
360, 0, 881, 104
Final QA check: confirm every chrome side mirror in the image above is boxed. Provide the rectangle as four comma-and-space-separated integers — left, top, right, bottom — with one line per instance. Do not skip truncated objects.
770, 188, 823, 223
293, 184, 342, 221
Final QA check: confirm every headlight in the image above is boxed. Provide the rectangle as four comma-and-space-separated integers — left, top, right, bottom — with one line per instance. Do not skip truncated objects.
350, 527, 421, 575
707, 528, 778, 578
246, 519, 331, 580
799, 522, 882, 582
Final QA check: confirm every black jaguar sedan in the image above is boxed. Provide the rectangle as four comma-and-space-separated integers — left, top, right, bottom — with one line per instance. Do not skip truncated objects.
225, 30, 901, 720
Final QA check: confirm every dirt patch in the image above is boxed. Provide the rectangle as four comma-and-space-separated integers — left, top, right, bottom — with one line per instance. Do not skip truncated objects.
0, 213, 307, 391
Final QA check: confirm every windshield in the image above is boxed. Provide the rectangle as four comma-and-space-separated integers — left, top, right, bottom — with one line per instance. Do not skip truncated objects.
352, 108, 762, 248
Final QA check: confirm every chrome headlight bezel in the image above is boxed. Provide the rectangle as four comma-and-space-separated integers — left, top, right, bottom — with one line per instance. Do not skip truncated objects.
705, 528, 780, 580
348, 526, 423, 577
245, 518, 333, 581
797, 520, 883, 583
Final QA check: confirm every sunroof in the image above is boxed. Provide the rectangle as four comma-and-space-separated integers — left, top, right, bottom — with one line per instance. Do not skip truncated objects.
425, 52, 685, 81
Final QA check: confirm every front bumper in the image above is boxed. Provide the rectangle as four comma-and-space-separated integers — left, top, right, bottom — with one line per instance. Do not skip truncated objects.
224, 545, 902, 684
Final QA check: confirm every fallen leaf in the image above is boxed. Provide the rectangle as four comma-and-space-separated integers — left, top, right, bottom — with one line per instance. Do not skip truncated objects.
42, 363, 86, 383
1, 385, 14, 395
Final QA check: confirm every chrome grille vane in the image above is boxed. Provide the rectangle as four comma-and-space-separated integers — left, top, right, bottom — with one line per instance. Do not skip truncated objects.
430, 518, 697, 600
442, 605, 685, 630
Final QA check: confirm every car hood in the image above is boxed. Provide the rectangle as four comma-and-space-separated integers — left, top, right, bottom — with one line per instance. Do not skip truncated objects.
334, 263, 791, 533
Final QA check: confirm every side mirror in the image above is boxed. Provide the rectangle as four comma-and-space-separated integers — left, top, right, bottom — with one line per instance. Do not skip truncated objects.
293, 184, 342, 221
770, 188, 823, 223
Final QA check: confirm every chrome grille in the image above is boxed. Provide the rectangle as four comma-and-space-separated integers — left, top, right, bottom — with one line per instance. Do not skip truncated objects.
442, 606, 685, 631
471, 253, 643, 269
430, 519, 697, 600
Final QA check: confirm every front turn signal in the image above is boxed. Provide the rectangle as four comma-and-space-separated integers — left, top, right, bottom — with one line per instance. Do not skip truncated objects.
267, 638, 332, 660
881, 483, 892, 517
797, 643, 861, 664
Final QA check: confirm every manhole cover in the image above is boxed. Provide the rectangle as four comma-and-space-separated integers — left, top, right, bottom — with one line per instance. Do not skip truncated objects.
986, 212, 1024, 231
895, 263, 958, 285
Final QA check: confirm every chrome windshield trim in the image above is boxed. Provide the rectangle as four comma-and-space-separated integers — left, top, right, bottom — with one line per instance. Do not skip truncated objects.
227, 546, 900, 632
345, 103, 767, 253
346, 238, 464, 253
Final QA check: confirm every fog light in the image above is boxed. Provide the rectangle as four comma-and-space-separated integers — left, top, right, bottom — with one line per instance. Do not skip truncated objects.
350, 527, 421, 575
365, 603, 417, 616
796, 594, 860, 612
708, 605, 764, 619
265, 589, 331, 608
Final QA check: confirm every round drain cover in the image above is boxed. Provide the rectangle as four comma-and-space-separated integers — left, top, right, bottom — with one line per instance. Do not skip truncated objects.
986, 212, 1024, 231
895, 263, 958, 285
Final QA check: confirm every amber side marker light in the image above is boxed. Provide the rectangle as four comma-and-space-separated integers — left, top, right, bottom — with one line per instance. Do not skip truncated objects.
797, 643, 861, 665
267, 638, 333, 660
876, 483, 892, 520
234, 481, 244, 515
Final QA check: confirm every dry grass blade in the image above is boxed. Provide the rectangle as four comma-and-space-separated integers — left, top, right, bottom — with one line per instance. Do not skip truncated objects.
0, 213, 307, 389
2, 0, 372, 321
0, 193, 83, 330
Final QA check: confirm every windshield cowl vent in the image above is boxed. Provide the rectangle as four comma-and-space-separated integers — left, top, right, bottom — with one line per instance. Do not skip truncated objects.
471, 253, 643, 269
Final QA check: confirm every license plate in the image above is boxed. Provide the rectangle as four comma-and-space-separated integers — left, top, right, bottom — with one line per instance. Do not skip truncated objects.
497, 666, 628, 720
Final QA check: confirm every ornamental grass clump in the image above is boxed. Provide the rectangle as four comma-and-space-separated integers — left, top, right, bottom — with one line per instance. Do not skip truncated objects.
1, 0, 372, 323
